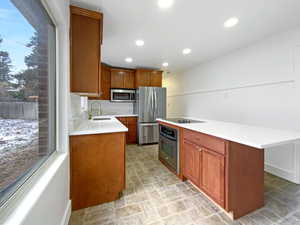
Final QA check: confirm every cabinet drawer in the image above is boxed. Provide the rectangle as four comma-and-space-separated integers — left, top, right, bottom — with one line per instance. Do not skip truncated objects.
183, 129, 226, 155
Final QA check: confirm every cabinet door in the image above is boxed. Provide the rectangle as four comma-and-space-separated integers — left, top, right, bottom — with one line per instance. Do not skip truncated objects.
70, 132, 125, 210
135, 70, 151, 87
202, 148, 225, 207
70, 7, 102, 94
150, 71, 162, 87
127, 124, 137, 144
100, 64, 111, 100
127, 117, 137, 144
183, 139, 201, 187
124, 71, 135, 89
88, 64, 111, 101
111, 69, 124, 88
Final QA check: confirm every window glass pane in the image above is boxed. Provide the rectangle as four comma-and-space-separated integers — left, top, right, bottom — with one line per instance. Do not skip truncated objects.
0, 0, 56, 205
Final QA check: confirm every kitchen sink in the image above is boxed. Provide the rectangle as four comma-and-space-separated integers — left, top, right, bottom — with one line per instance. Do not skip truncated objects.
92, 118, 111, 121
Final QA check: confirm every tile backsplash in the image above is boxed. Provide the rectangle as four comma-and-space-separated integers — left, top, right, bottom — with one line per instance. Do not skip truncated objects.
69, 94, 88, 129
70, 93, 135, 122
88, 100, 134, 116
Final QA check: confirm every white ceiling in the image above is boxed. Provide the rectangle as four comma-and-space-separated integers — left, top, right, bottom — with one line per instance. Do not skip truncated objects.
71, 0, 300, 73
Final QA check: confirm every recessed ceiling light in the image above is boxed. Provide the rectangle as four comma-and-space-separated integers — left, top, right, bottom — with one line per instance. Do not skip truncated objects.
158, 0, 174, 9
162, 62, 169, 67
182, 48, 191, 55
135, 40, 144, 46
125, 57, 133, 63
224, 17, 239, 28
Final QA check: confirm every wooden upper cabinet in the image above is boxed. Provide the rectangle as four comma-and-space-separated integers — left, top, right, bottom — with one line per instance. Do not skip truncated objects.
111, 69, 135, 89
111, 69, 124, 88
70, 6, 103, 95
124, 71, 135, 89
183, 139, 202, 187
150, 71, 163, 87
135, 69, 151, 87
135, 69, 162, 87
88, 63, 111, 100
99, 64, 111, 100
202, 148, 225, 207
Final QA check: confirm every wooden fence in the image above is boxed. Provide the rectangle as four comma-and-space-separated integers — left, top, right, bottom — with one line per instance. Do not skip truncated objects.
0, 102, 38, 120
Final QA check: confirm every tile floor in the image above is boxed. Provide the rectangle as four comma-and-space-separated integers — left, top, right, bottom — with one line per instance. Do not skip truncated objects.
69, 144, 300, 225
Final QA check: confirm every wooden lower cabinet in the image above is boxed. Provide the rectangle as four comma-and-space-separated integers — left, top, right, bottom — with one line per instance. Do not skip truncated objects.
180, 127, 264, 219
127, 123, 137, 144
117, 117, 127, 126
70, 132, 126, 210
202, 148, 225, 207
116, 117, 137, 144
183, 139, 201, 187
182, 138, 224, 207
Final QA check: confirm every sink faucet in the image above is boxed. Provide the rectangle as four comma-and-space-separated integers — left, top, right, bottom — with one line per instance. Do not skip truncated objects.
89, 101, 102, 119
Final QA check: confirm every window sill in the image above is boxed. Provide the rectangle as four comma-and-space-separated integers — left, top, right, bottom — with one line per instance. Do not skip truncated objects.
0, 151, 69, 224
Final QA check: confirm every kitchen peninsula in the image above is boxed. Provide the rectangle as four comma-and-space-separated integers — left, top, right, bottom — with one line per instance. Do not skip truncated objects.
157, 118, 300, 219
69, 116, 127, 210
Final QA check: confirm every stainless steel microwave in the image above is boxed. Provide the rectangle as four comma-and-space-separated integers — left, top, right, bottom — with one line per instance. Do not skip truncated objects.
110, 89, 136, 102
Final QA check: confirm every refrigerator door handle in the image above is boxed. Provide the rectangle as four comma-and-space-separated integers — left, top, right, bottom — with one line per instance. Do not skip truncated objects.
152, 89, 156, 120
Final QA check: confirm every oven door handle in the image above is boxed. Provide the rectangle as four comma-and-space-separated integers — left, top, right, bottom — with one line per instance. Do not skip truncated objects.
160, 132, 177, 141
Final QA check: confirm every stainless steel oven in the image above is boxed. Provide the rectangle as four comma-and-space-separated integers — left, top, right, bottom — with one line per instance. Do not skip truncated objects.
159, 124, 179, 174
111, 89, 136, 102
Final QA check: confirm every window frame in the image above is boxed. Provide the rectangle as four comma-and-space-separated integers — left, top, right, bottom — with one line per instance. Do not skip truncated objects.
0, 0, 60, 207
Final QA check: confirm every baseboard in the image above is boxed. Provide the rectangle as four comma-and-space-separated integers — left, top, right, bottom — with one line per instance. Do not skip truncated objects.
61, 200, 71, 225
264, 163, 298, 184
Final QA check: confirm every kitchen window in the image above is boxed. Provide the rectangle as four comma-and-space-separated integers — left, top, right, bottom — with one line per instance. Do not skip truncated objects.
0, 0, 56, 205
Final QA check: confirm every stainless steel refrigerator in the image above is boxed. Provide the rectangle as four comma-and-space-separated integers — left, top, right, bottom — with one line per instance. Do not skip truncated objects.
135, 87, 166, 144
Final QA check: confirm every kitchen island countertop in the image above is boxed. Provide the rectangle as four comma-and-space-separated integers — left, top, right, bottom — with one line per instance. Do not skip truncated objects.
157, 117, 300, 149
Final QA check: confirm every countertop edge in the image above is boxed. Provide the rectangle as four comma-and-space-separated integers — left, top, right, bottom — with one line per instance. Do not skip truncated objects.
69, 128, 128, 136
98, 114, 138, 117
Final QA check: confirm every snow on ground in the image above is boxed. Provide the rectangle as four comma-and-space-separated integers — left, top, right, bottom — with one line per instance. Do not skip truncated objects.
0, 119, 40, 192
0, 119, 38, 153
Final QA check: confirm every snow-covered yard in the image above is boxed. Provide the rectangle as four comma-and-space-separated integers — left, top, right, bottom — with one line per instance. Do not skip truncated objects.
0, 119, 38, 153
0, 119, 40, 191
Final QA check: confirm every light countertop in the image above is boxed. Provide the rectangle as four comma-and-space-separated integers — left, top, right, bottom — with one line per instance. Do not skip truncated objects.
157, 117, 300, 149
101, 114, 138, 117
69, 116, 128, 136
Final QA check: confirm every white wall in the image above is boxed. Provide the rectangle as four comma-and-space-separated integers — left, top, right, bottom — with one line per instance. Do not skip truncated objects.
164, 27, 300, 183
0, 0, 71, 224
